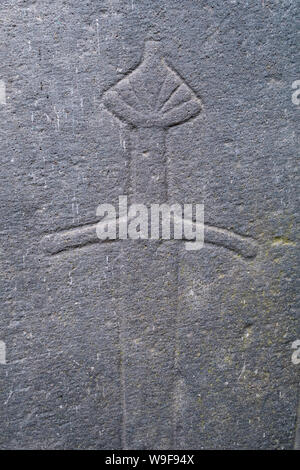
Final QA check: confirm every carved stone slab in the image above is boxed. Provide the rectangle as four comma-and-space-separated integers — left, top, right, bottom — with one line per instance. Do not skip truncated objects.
0, 0, 298, 450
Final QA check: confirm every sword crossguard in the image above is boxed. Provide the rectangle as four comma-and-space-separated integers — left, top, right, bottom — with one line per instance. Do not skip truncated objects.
41, 41, 257, 260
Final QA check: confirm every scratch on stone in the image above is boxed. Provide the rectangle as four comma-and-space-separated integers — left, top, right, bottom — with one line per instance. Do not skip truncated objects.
5, 391, 13, 405
0, 80, 6, 105
96, 18, 100, 53
238, 361, 247, 382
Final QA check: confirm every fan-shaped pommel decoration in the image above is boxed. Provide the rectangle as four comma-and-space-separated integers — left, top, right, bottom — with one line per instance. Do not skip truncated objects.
103, 41, 202, 128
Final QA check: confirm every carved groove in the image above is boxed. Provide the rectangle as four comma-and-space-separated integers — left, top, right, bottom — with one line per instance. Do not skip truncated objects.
204, 225, 257, 258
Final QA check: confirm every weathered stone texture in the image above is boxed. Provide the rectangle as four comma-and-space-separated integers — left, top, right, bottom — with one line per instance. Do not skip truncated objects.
0, 0, 299, 449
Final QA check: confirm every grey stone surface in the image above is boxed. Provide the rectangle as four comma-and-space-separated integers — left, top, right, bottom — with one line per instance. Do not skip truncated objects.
0, 0, 299, 449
